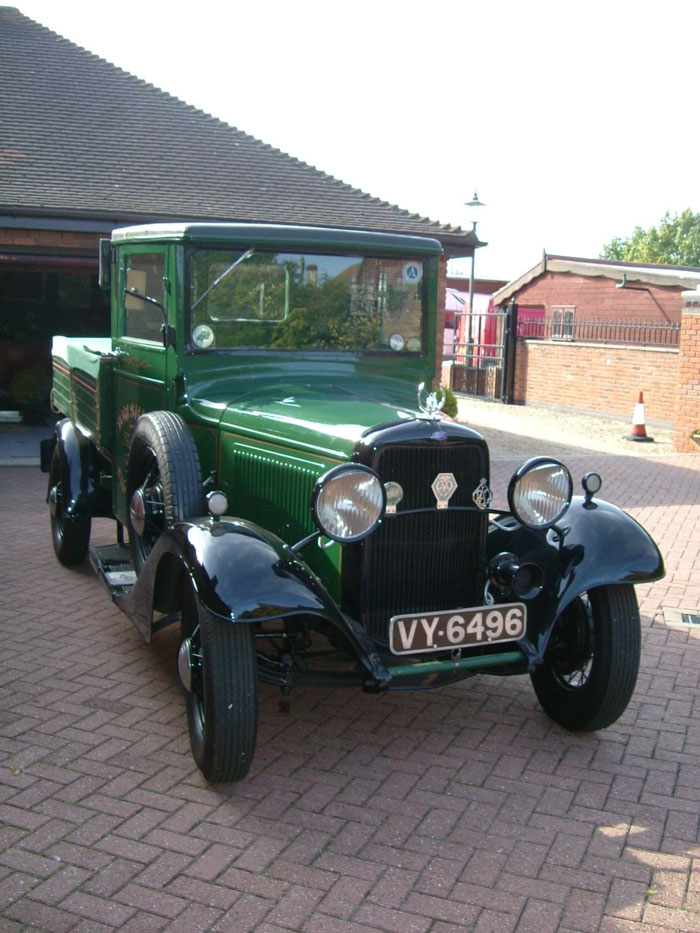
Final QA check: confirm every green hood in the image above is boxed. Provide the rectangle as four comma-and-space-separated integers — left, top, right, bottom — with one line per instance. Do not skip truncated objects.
189, 374, 423, 459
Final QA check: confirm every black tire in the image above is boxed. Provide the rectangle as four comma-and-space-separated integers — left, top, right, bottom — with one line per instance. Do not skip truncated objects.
179, 582, 258, 782
531, 584, 641, 732
126, 412, 202, 572
48, 444, 91, 566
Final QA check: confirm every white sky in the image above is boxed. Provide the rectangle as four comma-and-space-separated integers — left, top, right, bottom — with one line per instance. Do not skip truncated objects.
16, 0, 700, 280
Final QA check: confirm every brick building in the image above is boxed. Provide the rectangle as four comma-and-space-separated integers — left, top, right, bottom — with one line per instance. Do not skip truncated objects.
491, 254, 700, 441
0, 6, 481, 417
492, 253, 700, 327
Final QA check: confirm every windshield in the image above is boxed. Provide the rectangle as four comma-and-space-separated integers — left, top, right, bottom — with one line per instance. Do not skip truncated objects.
188, 249, 426, 353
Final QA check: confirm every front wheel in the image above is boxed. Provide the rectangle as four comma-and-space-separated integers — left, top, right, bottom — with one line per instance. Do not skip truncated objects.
531, 584, 641, 732
126, 412, 202, 572
178, 583, 258, 783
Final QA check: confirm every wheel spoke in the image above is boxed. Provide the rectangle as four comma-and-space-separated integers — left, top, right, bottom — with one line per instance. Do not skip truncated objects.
560, 654, 593, 688
137, 458, 159, 493
132, 454, 164, 553
189, 626, 203, 695
141, 484, 165, 539
546, 594, 594, 690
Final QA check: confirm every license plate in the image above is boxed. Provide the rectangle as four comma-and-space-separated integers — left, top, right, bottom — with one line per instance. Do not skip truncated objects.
389, 602, 527, 655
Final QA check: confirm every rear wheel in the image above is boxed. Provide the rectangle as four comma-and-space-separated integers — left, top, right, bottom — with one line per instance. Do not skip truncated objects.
531, 584, 640, 731
126, 412, 202, 572
48, 444, 91, 566
179, 582, 258, 782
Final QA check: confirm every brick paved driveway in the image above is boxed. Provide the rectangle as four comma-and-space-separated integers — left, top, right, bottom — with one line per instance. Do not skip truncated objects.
1, 451, 699, 932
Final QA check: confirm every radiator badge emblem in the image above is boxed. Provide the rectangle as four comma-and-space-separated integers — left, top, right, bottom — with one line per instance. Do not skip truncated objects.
432, 472, 457, 510
472, 478, 492, 511
384, 481, 404, 515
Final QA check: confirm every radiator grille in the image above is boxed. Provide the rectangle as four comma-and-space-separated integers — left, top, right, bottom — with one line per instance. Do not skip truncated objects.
358, 442, 489, 644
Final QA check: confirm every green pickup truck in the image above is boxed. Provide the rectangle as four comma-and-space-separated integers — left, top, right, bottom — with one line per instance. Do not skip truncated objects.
42, 222, 664, 782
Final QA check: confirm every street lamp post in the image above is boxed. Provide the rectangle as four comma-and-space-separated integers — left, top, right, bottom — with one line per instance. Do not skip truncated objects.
465, 191, 485, 362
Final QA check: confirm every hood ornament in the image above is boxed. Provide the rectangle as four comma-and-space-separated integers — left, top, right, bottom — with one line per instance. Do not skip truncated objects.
417, 382, 445, 420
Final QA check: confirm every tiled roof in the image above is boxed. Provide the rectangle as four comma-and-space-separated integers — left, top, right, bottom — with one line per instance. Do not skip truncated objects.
0, 7, 478, 254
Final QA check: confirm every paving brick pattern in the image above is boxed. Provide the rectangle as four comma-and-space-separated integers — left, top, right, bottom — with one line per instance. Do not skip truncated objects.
1, 452, 699, 931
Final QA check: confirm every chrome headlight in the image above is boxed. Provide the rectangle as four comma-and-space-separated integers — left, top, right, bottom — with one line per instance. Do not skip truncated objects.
312, 465, 385, 543
508, 458, 573, 529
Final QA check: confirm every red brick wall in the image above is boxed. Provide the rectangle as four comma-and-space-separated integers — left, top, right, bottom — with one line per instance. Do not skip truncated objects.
0, 228, 104, 252
446, 275, 507, 294
515, 272, 683, 324
673, 293, 700, 452
513, 340, 678, 422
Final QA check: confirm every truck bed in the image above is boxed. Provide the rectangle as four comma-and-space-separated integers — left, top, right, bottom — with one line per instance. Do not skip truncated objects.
51, 336, 115, 454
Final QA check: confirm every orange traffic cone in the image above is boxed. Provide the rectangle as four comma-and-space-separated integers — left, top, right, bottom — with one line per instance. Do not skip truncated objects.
626, 392, 654, 443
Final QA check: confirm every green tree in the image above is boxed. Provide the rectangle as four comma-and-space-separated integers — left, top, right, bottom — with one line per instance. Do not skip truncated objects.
600, 209, 700, 266
270, 278, 381, 351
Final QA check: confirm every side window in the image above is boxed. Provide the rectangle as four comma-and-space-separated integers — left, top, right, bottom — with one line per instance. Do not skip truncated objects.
124, 253, 165, 341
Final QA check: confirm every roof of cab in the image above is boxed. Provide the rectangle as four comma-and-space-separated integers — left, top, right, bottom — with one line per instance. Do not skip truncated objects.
110, 222, 444, 255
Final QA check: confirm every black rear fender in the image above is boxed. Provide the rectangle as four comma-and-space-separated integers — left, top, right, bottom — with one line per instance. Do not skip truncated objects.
47, 419, 102, 519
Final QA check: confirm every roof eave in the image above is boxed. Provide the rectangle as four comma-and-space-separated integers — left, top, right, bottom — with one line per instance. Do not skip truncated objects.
1, 205, 485, 255
545, 256, 700, 289
492, 256, 546, 305
493, 253, 700, 304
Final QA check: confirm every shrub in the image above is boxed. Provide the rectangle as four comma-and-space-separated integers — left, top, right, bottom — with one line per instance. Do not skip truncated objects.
436, 384, 458, 419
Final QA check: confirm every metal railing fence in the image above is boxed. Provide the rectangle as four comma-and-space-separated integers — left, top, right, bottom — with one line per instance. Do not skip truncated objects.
519, 318, 680, 347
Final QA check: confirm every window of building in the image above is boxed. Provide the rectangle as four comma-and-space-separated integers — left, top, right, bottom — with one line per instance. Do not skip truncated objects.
552, 305, 576, 341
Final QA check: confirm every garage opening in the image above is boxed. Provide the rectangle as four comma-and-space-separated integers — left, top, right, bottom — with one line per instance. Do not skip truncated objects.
0, 254, 109, 423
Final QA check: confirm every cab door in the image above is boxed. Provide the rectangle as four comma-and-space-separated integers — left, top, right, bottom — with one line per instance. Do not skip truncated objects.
112, 245, 174, 526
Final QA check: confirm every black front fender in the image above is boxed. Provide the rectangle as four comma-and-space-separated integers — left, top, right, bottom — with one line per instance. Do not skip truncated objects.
487, 497, 664, 663
115, 516, 389, 685
178, 518, 343, 624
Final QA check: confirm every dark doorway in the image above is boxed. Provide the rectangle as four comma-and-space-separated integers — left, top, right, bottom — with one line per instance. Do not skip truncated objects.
0, 257, 109, 422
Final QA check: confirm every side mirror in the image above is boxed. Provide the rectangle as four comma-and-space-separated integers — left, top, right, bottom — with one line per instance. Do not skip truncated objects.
98, 239, 112, 290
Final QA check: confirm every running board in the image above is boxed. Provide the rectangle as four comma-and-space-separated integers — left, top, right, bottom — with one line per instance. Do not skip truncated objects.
89, 544, 136, 597
89, 543, 180, 642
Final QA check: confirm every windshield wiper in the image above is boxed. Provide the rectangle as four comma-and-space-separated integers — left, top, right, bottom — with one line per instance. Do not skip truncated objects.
123, 287, 177, 348
191, 248, 254, 310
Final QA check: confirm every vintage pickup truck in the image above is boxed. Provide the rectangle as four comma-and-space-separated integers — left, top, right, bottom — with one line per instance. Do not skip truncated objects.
42, 222, 664, 782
